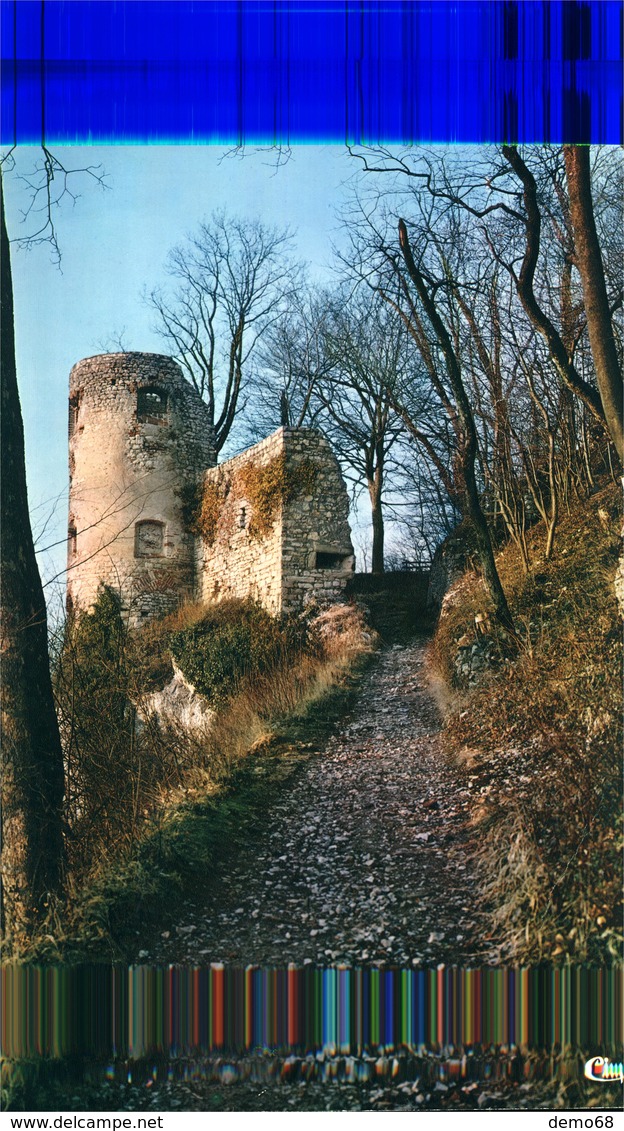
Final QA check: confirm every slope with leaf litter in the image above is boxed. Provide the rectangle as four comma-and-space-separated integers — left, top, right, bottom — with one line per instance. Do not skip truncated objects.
429, 479, 622, 964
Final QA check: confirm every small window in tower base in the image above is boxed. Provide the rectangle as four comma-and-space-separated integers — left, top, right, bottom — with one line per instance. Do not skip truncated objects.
135, 520, 165, 557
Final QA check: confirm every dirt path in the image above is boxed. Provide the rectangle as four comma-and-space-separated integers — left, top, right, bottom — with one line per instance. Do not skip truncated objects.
141, 640, 488, 967
31, 647, 596, 1112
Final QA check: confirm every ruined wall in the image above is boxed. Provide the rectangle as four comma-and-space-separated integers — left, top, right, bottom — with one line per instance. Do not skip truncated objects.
67, 352, 353, 624
426, 519, 478, 616
281, 429, 354, 610
196, 431, 285, 613
196, 428, 354, 613
67, 353, 215, 625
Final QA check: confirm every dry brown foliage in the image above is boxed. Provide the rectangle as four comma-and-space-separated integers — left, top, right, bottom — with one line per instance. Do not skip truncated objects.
54, 596, 373, 892
428, 480, 623, 964
310, 601, 379, 659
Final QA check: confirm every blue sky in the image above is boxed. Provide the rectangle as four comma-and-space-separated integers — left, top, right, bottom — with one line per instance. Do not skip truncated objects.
4, 145, 360, 607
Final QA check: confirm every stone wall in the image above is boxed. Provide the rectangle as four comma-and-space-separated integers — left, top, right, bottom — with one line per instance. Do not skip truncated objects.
66, 352, 354, 624
346, 571, 431, 642
426, 520, 478, 616
197, 431, 285, 613
67, 353, 215, 625
196, 428, 354, 613
281, 429, 354, 610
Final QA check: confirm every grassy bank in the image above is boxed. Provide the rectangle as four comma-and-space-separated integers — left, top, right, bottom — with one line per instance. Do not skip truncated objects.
428, 480, 622, 964
12, 600, 375, 964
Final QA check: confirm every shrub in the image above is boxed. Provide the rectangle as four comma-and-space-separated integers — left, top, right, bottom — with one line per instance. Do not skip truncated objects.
55, 589, 135, 870
55, 589, 198, 874
169, 599, 313, 707
46, 587, 375, 959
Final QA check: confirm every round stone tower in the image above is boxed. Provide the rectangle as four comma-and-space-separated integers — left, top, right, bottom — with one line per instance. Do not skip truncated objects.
67, 353, 214, 624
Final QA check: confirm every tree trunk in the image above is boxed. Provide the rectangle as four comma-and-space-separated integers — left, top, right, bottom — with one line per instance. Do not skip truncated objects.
398, 219, 514, 633
564, 146, 624, 462
369, 478, 385, 574
501, 146, 606, 428
0, 170, 65, 938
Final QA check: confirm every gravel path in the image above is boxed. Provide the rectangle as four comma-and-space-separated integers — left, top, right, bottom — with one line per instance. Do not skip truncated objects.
32, 646, 601, 1112
144, 640, 488, 967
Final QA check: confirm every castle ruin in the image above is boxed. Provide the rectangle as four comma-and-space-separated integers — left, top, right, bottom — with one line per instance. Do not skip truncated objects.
67, 353, 354, 624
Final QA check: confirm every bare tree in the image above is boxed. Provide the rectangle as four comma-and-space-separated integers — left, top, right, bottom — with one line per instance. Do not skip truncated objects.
146, 213, 302, 454
563, 146, 623, 460
347, 143, 622, 463
390, 441, 461, 568
313, 288, 409, 574
245, 289, 331, 441
340, 144, 621, 598
337, 182, 514, 624
1, 166, 64, 936
395, 218, 514, 630
1, 148, 106, 938
499, 146, 610, 432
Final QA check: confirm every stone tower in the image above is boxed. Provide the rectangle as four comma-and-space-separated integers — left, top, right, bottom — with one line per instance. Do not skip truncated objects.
67, 353, 214, 624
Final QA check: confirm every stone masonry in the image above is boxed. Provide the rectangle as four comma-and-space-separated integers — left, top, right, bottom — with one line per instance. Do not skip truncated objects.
281, 430, 355, 610
197, 428, 354, 614
67, 353, 214, 625
67, 354, 354, 622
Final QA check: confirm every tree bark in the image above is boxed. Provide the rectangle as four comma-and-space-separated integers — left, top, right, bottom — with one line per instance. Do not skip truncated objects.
0, 169, 65, 937
398, 219, 514, 633
501, 146, 606, 428
369, 474, 385, 574
564, 146, 624, 462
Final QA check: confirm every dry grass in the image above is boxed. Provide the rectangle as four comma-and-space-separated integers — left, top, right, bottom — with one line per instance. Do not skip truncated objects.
132, 597, 375, 799
169, 649, 362, 796
12, 600, 374, 962
310, 601, 379, 658
134, 600, 377, 799
428, 480, 623, 964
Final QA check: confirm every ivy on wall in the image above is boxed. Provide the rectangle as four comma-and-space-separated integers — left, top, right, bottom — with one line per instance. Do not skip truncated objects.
197, 479, 224, 544
179, 454, 318, 545
238, 453, 317, 539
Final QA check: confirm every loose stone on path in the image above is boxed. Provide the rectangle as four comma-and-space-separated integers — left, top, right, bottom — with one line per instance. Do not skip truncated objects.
141, 640, 488, 967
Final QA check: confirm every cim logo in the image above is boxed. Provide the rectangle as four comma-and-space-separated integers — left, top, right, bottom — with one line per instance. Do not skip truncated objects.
584, 1056, 624, 1084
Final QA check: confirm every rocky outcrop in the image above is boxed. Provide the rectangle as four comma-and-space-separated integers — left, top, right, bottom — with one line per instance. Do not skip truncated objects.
139, 661, 215, 735
453, 632, 500, 685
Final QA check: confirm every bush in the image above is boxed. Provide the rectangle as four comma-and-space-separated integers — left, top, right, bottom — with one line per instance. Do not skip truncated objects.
55, 589, 135, 871
55, 589, 197, 875
43, 587, 375, 964
169, 599, 313, 706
